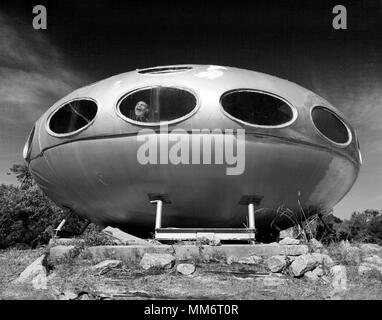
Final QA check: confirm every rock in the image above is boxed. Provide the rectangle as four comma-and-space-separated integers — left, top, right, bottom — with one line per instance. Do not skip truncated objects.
196, 235, 221, 246
286, 256, 298, 263
257, 244, 309, 256
362, 255, 382, 267
330, 265, 348, 292
304, 270, 319, 282
226, 256, 237, 265
359, 243, 382, 256
91, 260, 122, 271
358, 264, 374, 276
289, 254, 319, 277
59, 290, 78, 300
78, 293, 92, 300
227, 255, 262, 265
139, 253, 175, 270
320, 248, 329, 255
13, 255, 48, 290
339, 241, 361, 265
176, 263, 195, 275
279, 237, 300, 245
238, 255, 263, 265
279, 227, 296, 239
49, 238, 85, 247
49, 245, 77, 263
305, 266, 324, 281
309, 238, 323, 252
266, 255, 287, 273
311, 253, 335, 268
313, 266, 324, 277
102, 226, 151, 245
359, 262, 382, 275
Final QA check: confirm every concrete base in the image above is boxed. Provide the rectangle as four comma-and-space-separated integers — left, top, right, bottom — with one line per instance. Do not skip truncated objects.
85, 244, 308, 263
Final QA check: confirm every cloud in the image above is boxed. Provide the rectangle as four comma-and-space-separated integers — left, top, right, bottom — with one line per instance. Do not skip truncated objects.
0, 12, 89, 124
310, 56, 382, 217
0, 11, 90, 184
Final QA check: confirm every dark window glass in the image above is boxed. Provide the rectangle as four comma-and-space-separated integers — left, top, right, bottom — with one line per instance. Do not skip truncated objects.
138, 66, 192, 74
312, 107, 349, 144
221, 90, 294, 126
49, 100, 97, 134
119, 86, 197, 123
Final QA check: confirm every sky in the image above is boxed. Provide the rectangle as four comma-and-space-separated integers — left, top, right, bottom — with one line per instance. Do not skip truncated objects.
0, 0, 381, 220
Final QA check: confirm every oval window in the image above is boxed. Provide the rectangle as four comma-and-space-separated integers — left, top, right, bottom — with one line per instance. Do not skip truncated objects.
23, 126, 35, 160
118, 86, 197, 124
220, 90, 295, 126
311, 106, 350, 144
48, 99, 98, 135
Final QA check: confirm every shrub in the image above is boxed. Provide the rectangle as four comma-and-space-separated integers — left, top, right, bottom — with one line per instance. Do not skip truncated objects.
0, 165, 83, 249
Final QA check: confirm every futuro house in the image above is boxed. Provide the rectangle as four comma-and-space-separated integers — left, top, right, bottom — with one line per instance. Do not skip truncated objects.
23, 65, 362, 237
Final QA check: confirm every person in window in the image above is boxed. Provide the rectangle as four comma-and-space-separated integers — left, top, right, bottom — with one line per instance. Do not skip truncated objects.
134, 101, 150, 122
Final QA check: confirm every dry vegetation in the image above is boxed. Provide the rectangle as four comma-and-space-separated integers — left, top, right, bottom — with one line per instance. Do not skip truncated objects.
1, 240, 382, 300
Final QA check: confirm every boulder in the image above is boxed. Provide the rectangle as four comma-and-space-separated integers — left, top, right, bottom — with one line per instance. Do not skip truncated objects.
176, 263, 196, 275
59, 290, 78, 300
102, 226, 151, 245
289, 254, 319, 277
226, 255, 263, 265
279, 227, 296, 239
339, 241, 361, 265
330, 265, 347, 292
309, 238, 323, 252
49, 238, 85, 247
140, 253, 175, 270
359, 243, 382, 256
362, 255, 382, 267
279, 237, 300, 245
304, 270, 319, 282
238, 255, 263, 265
305, 266, 324, 281
266, 255, 287, 273
358, 264, 374, 276
13, 255, 48, 290
311, 253, 335, 268
313, 266, 324, 277
358, 262, 382, 275
91, 260, 122, 271
49, 245, 77, 263
226, 256, 237, 265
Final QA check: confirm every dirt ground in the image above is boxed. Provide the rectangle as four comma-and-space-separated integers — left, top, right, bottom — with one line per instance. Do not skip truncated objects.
1, 247, 381, 300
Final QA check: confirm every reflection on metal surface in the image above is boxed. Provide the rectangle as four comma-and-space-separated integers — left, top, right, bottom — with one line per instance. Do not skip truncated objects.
25, 65, 361, 236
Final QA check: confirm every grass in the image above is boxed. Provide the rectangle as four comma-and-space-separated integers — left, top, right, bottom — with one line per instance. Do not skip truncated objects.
1, 241, 382, 300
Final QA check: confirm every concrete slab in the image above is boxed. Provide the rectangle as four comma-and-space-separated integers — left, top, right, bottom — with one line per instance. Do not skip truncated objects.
84, 243, 309, 263
102, 227, 151, 245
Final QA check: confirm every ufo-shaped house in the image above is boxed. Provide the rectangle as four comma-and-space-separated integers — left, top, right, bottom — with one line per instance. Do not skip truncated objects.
23, 65, 361, 237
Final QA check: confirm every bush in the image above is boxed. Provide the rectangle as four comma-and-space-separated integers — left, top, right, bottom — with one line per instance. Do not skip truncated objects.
78, 224, 116, 246
0, 165, 83, 249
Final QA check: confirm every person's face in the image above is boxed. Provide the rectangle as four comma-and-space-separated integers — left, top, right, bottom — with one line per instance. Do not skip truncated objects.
135, 101, 149, 117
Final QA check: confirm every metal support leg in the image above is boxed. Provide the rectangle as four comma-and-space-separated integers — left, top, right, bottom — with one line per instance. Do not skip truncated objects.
154, 200, 163, 229
248, 203, 255, 230
54, 210, 73, 237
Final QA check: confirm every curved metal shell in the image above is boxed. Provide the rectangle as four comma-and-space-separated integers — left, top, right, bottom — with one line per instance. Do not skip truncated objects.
25, 65, 361, 235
